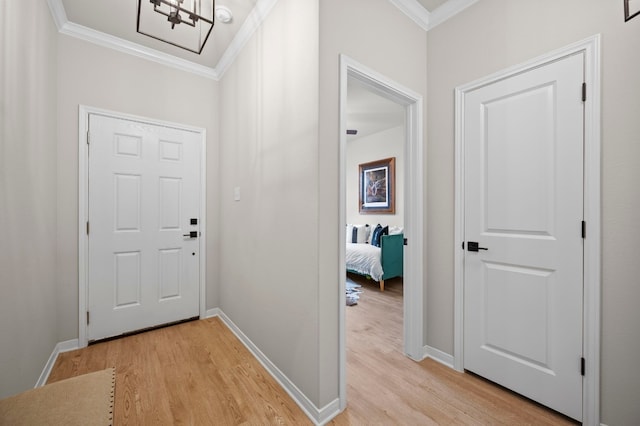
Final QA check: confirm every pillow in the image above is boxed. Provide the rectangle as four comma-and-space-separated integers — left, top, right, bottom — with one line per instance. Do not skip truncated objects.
389, 226, 404, 235
368, 226, 376, 245
346, 224, 370, 244
370, 224, 381, 246
371, 225, 389, 247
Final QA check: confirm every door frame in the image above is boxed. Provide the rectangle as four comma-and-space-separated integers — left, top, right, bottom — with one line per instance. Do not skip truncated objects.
453, 35, 601, 424
338, 55, 425, 409
78, 105, 207, 347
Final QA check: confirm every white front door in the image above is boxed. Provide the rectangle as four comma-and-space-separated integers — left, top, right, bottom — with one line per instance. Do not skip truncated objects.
463, 53, 584, 420
87, 114, 201, 341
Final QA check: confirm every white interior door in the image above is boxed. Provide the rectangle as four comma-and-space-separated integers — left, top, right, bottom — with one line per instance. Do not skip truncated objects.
87, 114, 201, 341
463, 53, 584, 420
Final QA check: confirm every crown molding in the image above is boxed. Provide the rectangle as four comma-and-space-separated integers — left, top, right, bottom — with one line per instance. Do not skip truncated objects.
427, 0, 479, 30
45, 0, 279, 81
47, 0, 476, 79
59, 21, 219, 80
46, 0, 218, 80
214, 0, 280, 79
388, 0, 431, 31
46, 0, 68, 31
388, 0, 479, 32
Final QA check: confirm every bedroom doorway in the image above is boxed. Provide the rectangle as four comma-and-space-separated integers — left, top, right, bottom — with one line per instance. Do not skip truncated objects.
338, 55, 424, 410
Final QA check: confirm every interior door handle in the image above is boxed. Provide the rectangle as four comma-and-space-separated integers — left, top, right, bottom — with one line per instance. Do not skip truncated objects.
467, 241, 488, 252
183, 231, 198, 238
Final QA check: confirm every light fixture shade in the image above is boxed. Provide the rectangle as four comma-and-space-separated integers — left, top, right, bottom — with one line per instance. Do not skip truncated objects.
137, 0, 215, 54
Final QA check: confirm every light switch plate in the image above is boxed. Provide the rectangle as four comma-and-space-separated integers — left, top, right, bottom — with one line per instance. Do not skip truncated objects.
233, 187, 241, 201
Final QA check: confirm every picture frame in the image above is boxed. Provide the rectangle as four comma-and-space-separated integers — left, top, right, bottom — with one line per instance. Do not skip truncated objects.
359, 157, 395, 214
625, 0, 640, 21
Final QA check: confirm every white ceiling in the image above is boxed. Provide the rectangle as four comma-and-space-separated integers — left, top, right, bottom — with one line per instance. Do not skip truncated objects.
55, 0, 464, 75
60, 0, 258, 70
54, 0, 467, 137
347, 79, 405, 141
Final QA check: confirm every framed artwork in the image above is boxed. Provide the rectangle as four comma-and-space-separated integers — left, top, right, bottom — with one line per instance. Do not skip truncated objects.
625, 0, 640, 21
359, 157, 395, 214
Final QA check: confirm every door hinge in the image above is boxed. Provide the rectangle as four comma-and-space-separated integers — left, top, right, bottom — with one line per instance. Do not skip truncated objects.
86, 221, 90, 235
581, 220, 586, 239
86, 311, 90, 325
581, 357, 585, 376
87, 131, 90, 144
403, 238, 408, 246
582, 82, 587, 102
461, 241, 465, 250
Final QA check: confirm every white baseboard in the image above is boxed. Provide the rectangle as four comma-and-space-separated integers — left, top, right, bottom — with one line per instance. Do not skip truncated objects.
36, 339, 79, 387
216, 310, 340, 425
204, 307, 221, 318
424, 345, 455, 369
36, 312, 341, 424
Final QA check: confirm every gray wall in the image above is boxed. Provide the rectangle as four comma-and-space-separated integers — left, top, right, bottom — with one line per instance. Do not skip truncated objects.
218, 0, 322, 406
426, 0, 640, 424
0, 0, 220, 398
0, 0, 59, 398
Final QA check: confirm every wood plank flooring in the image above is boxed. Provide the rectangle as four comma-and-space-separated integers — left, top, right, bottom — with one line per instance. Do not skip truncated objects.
331, 273, 577, 425
48, 318, 312, 425
49, 275, 577, 425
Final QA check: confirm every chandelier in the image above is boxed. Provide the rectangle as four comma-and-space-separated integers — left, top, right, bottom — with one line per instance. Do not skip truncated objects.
137, 0, 215, 54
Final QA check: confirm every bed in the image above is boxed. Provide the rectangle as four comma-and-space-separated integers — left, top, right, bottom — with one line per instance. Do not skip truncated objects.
346, 233, 404, 291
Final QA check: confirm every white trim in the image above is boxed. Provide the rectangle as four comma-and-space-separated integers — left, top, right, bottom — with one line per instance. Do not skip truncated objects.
427, 0, 479, 30
453, 35, 601, 425
582, 34, 602, 426
424, 345, 455, 369
216, 310, 340, 425
339, 55, 425, 408
46, 0, 67, 31
205, 308, 221, 318
198, 134, 208, 322
214, 0, 280, 79
35, 339, 80, 388
388, 0, 430, 30
338, 62, 348, 411
388, 0, 479, 31
59, 22, 219, 80
78, 106, 90, 347
453, 70, 465, 373
47, 0, 280, 81
78, 105, 208, 347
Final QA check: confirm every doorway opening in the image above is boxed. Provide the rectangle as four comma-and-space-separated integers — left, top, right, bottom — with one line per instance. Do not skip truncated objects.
338, 55, 424, 409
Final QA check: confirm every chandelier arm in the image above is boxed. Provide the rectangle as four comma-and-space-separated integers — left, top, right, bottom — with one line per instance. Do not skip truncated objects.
138, 0, 215, 54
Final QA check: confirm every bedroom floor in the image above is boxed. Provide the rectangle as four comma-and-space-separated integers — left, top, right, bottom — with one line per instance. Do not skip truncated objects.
331, 273, 577, 425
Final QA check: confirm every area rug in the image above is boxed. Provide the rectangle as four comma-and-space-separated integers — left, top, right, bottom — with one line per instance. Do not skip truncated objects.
346, 278, 363, 306
0, 367, 115, 426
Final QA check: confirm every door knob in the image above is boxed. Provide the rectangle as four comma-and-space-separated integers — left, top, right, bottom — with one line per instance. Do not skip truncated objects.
467, 241, 488, 252
183, 231, 198, 238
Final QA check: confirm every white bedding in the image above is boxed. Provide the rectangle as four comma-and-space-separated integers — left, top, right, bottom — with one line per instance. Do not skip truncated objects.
345, 243, 383, 282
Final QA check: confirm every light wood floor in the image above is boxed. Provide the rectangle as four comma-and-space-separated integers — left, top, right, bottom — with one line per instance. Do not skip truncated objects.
49, 318, 312, 425
49, 276, 577, 425
331, 273, 577, 425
